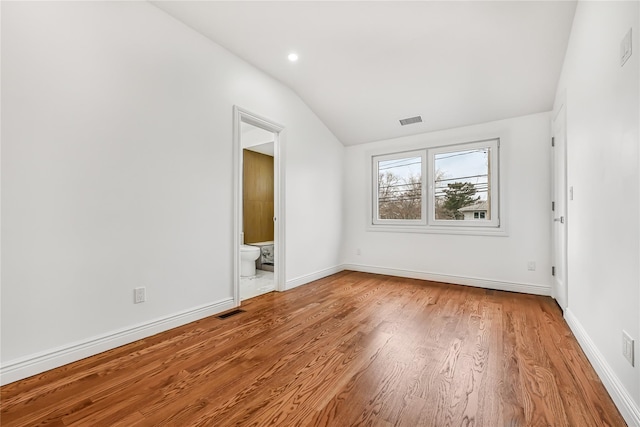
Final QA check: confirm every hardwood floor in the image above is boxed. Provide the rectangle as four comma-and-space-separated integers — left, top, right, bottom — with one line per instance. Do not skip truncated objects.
1, 271, 626, 426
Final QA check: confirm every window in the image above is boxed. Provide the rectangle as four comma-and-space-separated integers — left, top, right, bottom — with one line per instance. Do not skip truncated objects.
371, 138, 500, 233
430, 139, 499, 227
372, 150, 426, 225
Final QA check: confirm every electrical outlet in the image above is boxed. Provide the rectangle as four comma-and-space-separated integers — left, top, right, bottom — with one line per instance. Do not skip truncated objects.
356, 248, 361, 256
527, 261, 536, 271
134, 287, 146, 304
622, 330, 634, 366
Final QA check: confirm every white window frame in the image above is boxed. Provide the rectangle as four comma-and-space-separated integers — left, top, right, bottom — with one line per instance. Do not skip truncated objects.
428, 138, 500, 228
372, 150, 427, 226
369, 138, 503, 236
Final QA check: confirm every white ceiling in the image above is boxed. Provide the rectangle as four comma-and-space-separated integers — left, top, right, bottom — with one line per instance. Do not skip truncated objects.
153, 1, 577, 146
242, 121, 275, 156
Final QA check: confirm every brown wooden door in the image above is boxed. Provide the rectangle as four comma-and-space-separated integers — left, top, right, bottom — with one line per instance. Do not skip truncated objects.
243, 149, 274, 244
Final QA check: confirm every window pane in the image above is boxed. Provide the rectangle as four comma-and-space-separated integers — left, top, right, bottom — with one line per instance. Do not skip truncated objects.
377, 156, 422, 220
434, 147, 491, 221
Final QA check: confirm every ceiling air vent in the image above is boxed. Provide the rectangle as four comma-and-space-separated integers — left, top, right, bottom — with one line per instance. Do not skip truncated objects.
399, 116, 423, 126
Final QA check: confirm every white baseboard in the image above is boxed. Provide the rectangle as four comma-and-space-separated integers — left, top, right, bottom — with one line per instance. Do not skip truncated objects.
342, 263, 551, 296
0, 298, 236, 386
285, 265, 344, 290
565, 309, 640, 427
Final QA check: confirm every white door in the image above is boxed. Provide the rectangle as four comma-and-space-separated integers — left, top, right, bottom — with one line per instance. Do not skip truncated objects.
552, 105, 568, 310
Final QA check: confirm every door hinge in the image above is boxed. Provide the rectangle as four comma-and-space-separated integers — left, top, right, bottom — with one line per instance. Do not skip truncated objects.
552, 137, 555, 147
552, 266, 556, 276
552, 201, 555, 211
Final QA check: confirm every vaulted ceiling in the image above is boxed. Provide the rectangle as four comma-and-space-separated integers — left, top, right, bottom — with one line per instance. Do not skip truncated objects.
153, 1, 577, 146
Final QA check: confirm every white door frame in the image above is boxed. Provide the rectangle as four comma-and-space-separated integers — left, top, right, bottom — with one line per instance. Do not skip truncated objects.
552, 100, 568, 310
233, 106, 285, 306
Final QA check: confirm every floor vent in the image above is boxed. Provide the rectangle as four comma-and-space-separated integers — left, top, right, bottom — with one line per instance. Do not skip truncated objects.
217, 309, 245, 319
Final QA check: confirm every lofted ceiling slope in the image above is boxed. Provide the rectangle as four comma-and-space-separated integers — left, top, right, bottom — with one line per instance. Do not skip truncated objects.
152, 1, 577, 146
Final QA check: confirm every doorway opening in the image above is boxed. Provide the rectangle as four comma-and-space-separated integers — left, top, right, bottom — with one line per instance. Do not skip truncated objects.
233, 107, 285, 305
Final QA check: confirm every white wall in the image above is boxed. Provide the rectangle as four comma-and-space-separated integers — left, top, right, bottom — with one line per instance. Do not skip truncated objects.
554, 1, 640, 424
0, 1, 343, 383
3, 4, 637, 424
342, 112, 552, 294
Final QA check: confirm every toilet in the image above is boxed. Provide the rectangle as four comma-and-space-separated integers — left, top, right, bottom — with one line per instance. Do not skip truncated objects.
240, 245, 261, 277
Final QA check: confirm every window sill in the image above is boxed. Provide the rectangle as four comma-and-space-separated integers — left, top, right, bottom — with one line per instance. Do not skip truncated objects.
366, 224, 508, 237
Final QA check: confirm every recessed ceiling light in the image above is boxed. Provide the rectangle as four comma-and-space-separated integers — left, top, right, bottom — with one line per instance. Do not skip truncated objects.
288, 53, 299, 62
